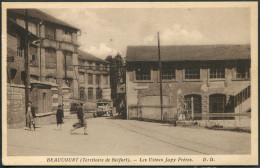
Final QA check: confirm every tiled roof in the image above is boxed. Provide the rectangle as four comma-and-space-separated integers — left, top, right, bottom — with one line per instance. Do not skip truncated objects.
126, 45, 250, 62
77, 49, 108, 63
8, 9, 79, 30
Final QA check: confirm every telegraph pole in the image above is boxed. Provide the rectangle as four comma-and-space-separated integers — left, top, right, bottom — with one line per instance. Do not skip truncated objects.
158, 32, 163, 122
25, 9, 30, 125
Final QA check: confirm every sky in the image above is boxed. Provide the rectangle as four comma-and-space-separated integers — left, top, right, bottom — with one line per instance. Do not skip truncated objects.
41, 8, 250, 60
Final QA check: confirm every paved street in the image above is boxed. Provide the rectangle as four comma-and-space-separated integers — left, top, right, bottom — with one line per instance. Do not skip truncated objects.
7, 116, 251, 156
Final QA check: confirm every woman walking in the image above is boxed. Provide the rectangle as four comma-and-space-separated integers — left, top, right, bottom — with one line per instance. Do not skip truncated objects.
56, 105, 64, 130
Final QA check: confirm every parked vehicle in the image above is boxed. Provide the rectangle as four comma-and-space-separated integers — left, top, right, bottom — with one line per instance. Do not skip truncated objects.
95, 99, 113, 117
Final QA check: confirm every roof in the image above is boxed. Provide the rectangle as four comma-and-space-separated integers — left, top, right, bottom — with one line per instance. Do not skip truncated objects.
8, 9, 79, 30
77, 49, 108, 63
126, 45, 250, 62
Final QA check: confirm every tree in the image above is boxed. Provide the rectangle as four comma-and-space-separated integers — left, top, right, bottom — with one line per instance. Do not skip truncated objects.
105, 54, 126, 117
105, 53, 126, 100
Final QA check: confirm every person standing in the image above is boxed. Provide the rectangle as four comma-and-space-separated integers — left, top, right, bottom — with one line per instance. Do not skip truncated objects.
71, 103, 88, 135
56, 105, 64, 130
26, 101, 36, 131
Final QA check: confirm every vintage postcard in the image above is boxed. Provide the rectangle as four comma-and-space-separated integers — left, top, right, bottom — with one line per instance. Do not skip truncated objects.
2, 1, 258, 166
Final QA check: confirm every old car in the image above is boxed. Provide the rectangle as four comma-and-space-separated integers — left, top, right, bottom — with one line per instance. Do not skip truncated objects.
95, 99, 113, 117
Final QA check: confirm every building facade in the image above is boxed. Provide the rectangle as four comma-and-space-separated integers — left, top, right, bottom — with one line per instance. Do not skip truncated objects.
126, 45, 251, 121
77, 49, 111, 108
7, 18, 39, 128
7, 9, 81, 127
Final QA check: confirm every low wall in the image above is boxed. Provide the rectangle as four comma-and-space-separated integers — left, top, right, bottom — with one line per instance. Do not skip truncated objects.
35, 112, 56, 126
128, 105, 177, 121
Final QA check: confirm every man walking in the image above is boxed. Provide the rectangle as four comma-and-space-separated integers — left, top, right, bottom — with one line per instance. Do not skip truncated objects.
71, 103, 88, 135
26, 101, 36, 131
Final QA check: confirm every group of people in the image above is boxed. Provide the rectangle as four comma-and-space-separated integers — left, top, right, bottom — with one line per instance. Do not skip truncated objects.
26, 102, 88, 135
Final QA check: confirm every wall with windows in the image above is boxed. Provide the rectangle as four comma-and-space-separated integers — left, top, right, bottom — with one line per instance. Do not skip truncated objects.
126, 60, 251, 120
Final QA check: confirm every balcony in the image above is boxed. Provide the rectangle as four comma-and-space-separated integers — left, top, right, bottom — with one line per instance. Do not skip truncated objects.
60, 42, 75, 52
42, 39, 57, 49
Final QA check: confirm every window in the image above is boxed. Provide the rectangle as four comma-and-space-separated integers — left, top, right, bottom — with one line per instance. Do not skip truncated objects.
185, 68, 200, 79
96, 88, 102, 100
21, 71, 26, 85
162, 64, 175, 80
64, 51, 73, 70
88, 74, 93, 84
209, 94, 226, 113
63, 30, 72, 43
28, 22, 37, 35
210, 68, 225, 79
234, 85, 251, 107
45, 48, 57, 69
79, 72, 85, 83
234, 65, 250, 79
79, 87, 85, 100
45, 25, 55, 40
17, 35, 25, 58
10, 68, 17, 83
136, 65, 151, 81
88, 88, 93, 100
103, 64, 108, 71
96, 74, 101, 86
88, 61, 93, 70
96, 63, 100, 70
103, 75, 109, 85
30, 46, 38, 67
184, 94, 202, 120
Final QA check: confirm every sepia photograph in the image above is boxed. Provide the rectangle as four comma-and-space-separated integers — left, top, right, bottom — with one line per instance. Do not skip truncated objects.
2, 2, 258, 166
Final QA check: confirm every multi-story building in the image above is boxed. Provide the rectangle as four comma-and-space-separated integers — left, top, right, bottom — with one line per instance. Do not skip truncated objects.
77, 49, 111, 107
7, 17, 39, 128
7, 9, 80, 126
126, 45, 251, 121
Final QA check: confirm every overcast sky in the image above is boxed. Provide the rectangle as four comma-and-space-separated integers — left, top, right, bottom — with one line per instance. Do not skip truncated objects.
41, 8, 250, 60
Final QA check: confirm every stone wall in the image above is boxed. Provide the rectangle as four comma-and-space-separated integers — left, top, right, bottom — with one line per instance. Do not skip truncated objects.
7, 84, 26, 128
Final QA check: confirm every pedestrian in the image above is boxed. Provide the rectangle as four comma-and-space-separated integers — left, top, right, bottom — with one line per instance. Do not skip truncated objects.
26, 101, 36, 131
71, 103, 88, 135
56, 105, 64, 130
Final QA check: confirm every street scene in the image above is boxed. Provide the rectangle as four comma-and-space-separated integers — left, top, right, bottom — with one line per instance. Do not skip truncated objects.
4, 3, 255, 164
8, 116, 250, 156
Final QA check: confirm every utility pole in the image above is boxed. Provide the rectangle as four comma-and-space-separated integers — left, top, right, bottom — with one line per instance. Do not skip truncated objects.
158, 32, 163, 122
25, 9, 30, 125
